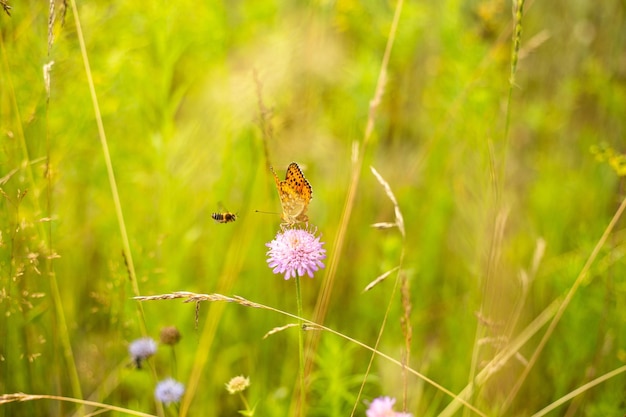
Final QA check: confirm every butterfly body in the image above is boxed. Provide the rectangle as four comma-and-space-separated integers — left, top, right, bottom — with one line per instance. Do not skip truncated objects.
271, 162, 312, 226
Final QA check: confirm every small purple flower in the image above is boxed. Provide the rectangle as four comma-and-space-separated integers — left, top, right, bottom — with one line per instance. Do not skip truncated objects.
155, 378, 185, 405
266, 227, 326, 280
128, 337, 157, 368
366, 396, 413, 417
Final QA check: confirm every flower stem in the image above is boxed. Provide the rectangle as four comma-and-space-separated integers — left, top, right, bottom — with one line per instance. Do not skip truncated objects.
295, 274, 305, 416
238, 392, 251, 414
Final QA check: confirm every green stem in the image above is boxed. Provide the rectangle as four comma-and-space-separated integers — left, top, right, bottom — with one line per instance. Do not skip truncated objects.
295, 274, 305, 416
238, 392, 251, 414
170, 346, 178, 379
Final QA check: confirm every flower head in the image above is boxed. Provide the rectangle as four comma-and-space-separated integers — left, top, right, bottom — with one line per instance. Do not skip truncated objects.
366, 396, 413, 417
155, 378, 185, 405
266, 228, 326, 280
128, 337, 157, 368
160, 326, 182, 345
225, 375, 250, 394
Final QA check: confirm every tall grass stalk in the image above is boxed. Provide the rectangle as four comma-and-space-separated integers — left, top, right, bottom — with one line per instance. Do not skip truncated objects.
350, 274, 400, 417
67, 0, 148, 336
66, 0, 162, 414
466, 1, 525, 415
502, 194, 626, 411
1, 12, 84, 413
439, 298, 560, 417
43, 2, 85, 412
530, 365, 626, 417
306, 0, 405, 380
501, 0, 525, 184
348, 166, 410, 415
0, 393, 155, 417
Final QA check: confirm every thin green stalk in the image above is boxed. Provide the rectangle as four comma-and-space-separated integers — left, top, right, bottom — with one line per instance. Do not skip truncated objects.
0, 21, 84, 411
351, 167, 408, 416
0, 393, 156, 417
295, 274, 305, 417
502, 195, 626, 410
502, 0, 525, 185
170, 346, 178, 380
349, 272, 401, 417
307, 0, 404, 381
67, 0, 147, 336
67, 1, 162, 414
146, 359, 165, 417
238, 392, 252, 414
464, 1, 525, 414
530, 365, 626, 417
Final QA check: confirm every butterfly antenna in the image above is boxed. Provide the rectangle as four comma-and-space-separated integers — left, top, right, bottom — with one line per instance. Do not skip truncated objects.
255, 210, 279, 215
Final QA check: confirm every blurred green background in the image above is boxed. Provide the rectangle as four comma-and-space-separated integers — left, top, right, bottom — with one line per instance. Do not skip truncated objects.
1, 0, 625, 416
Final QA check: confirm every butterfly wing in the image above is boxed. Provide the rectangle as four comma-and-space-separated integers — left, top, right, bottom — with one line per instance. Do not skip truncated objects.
271, 163, 312, 225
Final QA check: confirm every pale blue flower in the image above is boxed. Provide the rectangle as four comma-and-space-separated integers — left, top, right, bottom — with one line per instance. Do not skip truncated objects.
128, 337, 157, 368
155, 378, 185, 405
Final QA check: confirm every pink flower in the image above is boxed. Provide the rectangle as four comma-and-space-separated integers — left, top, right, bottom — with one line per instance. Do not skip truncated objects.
366, 396, 413, 417
266, 228, 326, 280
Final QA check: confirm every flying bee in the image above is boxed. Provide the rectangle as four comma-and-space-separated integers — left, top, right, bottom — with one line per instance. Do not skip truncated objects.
212, 209, 237, 224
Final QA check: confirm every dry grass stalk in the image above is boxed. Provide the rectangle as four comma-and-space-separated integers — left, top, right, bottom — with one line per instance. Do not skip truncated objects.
362, 266, 400, 292
370, 166, 405, 238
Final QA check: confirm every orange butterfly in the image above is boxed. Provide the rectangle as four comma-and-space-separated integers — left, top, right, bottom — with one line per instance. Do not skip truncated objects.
271, 162, 313, 226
